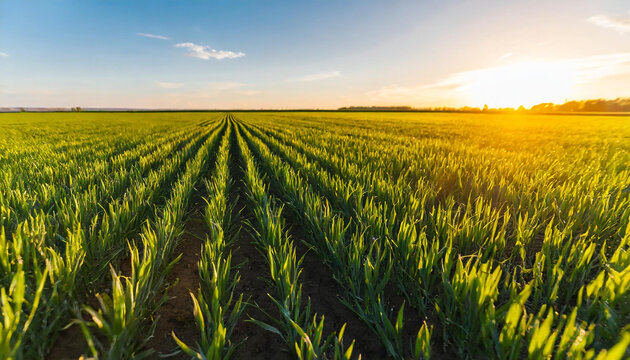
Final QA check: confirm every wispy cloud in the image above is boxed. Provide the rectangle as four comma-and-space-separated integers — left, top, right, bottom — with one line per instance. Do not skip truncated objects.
206, 82, 260, 95
0, 52, 8, 57
208, 82, 249, 90
588, 14, 630, 34
290, 71, 341, 82
155, 81, 184, 89
234, 89, 261, 96
137, 32, 171, 40
498, 52, 513, 61
174, 42, 245, 60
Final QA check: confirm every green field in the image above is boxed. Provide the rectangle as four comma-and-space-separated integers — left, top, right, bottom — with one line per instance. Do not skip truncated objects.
0, 112, 629, 359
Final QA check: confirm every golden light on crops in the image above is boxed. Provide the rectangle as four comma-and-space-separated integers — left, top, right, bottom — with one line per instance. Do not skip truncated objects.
463, 61, 575, 109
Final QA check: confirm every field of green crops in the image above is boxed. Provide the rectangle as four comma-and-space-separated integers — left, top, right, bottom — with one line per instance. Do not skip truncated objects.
0, 111, 629, 359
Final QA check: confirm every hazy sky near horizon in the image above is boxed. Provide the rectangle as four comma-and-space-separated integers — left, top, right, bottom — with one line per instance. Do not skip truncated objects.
1, 0, 630, 109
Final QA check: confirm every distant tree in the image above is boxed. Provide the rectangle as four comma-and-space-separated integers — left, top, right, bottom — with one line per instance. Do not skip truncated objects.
482, 104, 488, 112
530, 103, 552, 112
461, 106, 481, 112
557, 101, 582, 112
20, 107, 25, 112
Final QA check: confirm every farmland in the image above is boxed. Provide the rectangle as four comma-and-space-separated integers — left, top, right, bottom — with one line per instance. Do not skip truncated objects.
0, 111, 629, 359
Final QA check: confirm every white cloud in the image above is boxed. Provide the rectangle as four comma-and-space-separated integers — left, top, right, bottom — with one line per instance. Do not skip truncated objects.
290, 71, 341, 82
155, 81, 184, 89
588, 14, 630, 34
137, 32, 171, 40
174, 42, 245, 60
0, 52, 8, 57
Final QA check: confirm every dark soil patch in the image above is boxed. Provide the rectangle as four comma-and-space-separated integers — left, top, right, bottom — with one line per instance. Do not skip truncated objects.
46, 293, 103, 360
229, 221, 291, 360
283, 212, 389, 359
144, 216, 206, 358
45, 321, 88, 360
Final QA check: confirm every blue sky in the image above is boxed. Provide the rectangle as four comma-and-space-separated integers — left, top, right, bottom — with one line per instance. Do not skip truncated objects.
1, 0, 630, 108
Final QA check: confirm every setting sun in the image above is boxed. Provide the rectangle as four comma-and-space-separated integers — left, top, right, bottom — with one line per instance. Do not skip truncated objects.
462, 62, 574, 108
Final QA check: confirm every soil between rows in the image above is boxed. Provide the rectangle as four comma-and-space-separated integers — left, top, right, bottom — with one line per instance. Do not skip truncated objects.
143, 215, 206, 358
282, 210, 390, 359
145, 121, 228, 357
228, 126, 292, 360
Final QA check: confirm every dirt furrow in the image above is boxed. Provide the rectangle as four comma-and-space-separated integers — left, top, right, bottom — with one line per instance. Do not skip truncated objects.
144, 213, 206, 358
229, 122, 291, 359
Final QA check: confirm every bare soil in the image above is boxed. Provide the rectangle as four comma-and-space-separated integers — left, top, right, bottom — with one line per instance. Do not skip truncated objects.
45, 321, 87, 360
229, 221, 292, 360
144, 215, 206, 358
283, 212, 389, 359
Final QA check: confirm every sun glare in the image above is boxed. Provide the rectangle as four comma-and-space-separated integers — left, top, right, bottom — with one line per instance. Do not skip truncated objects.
463, 62, 575, 108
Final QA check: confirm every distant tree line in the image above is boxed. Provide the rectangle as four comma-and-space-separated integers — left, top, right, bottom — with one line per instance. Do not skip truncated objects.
529, 98, 630, 112
338, 106, 415, 111
339, 97, 630, 113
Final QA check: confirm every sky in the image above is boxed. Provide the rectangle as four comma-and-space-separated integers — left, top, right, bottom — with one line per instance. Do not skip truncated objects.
1, 0, 630, 109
